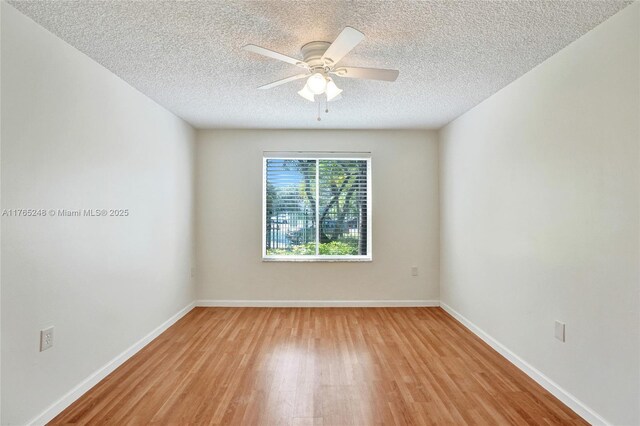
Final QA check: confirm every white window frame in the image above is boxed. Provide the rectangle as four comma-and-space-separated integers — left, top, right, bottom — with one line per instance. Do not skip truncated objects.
262, 152, 372, 262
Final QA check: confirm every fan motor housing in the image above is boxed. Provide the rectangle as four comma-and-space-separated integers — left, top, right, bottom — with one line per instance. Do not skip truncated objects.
301, 41, 332, 70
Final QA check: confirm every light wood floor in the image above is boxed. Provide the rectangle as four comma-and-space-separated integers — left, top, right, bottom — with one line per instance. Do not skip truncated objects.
51, 307, 586, 425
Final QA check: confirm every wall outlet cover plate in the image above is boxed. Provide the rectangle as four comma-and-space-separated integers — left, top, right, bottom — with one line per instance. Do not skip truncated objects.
40, 326, 54, 351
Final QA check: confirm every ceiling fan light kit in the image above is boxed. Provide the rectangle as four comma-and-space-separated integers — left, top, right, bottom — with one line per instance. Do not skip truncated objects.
244, 27, 399, 119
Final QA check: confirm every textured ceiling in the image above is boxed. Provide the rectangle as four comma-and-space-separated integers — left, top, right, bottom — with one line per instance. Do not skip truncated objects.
8, 0, 632, 129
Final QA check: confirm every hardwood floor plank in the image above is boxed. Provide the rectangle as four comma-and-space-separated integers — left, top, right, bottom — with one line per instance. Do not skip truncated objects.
50, 308, 587, 425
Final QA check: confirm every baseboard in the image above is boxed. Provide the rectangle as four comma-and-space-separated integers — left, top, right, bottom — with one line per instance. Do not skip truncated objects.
196, 299, 440, 307
27, 301, 196, 426
440, 302, 610, 426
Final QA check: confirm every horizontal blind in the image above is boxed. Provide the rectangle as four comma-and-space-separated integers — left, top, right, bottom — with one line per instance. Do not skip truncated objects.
264, 157, 369, 257
318, 159, 368, 256
265, 159, 316, 255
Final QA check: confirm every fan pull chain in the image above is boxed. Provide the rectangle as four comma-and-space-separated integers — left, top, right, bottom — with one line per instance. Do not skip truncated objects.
325, 95, 329, 114
317, 100, 321, 121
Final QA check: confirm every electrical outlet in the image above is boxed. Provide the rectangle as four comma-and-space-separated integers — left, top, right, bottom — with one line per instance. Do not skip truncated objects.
554, 321, 565, 342
411, 266, 418, 277
40, 326, 54, 351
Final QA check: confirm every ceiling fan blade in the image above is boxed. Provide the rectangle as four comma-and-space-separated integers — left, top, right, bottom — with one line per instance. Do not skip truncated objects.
244, 44, 308, 69
332, 67, 399, 82
321, 27, 364, 66
258, 74, 308, 90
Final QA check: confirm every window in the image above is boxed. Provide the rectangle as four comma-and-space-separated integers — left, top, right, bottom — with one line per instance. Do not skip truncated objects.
263, 153, 371, 261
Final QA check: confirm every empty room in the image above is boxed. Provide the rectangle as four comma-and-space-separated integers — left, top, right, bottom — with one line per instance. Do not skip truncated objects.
1, 0, 638, 425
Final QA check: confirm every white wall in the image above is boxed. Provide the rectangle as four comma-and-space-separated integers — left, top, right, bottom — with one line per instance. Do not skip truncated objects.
196, 130, 439, 303
1, 3, 196, 424
439, 4, 639, 425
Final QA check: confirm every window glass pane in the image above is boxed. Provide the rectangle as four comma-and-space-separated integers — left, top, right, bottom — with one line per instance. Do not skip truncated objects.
265, 159, 316, 255
318, 160, 368, 256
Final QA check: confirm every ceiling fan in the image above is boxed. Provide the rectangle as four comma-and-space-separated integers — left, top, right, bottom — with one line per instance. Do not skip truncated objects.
243, 27, 399, 105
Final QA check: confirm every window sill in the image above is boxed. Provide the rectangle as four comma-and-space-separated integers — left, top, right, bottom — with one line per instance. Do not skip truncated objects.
262, 256, 372, 262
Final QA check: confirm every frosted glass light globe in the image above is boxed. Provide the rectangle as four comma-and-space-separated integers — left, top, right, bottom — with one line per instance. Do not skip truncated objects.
325, 78, 343, 101
298, 84, 315, 102
306, 73, 327, 95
